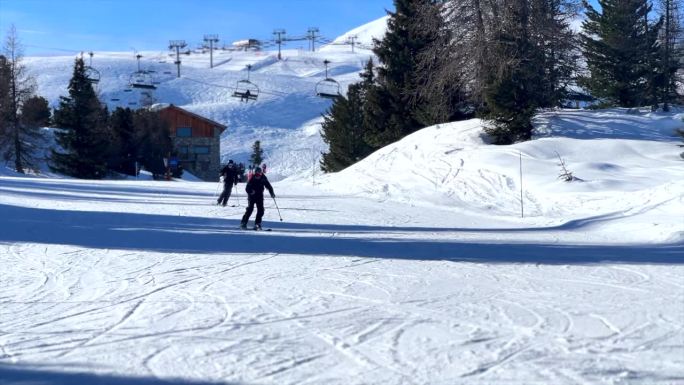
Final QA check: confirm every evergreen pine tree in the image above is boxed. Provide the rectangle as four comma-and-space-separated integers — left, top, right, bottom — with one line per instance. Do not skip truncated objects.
364, 0, 436, 148
580, 0, 662, 107
250, 140, 264, 166
320, 82, 373, 172
134, 109, 172, 178
50, 57, 109, 178
658, 0, 682, 111
529, 0, 581, 108
484, 0, 545, 144
412, 1, 471, 124
17, 96, 50, 170
109, 107, 137, 176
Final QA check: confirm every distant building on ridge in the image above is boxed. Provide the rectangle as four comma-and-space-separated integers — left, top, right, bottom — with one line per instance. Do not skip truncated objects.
232, 39, 261, 51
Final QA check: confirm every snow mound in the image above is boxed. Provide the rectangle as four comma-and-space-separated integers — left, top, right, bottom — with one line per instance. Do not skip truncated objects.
316, 112, 684, 242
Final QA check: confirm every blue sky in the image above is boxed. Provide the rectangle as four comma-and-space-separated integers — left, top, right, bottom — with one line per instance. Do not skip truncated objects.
0, 0, 395, 55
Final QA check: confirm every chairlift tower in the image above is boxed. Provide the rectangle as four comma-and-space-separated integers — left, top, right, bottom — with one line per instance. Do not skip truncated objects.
204, 34, 219, 68
347, 35, 358, 53
169, 40, 187, 78
135, 53, 143, 72
307, 27, 319, 52
273, 29, 286, 60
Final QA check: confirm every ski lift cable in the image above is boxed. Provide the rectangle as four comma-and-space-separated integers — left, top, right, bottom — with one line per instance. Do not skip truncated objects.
183, 76, 287, 96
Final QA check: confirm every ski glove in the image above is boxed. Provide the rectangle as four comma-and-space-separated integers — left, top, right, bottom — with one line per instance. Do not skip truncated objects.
270, 192, 275, 198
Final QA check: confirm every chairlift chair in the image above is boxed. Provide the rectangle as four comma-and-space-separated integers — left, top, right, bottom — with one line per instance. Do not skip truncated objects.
315, 59, 340, 99
129, 71, 157, 90
83, 52, 100, 84
85, 66, 101, 84
232, 80, 259, 101
316, 78, 341, 99
232, 64, 259, 101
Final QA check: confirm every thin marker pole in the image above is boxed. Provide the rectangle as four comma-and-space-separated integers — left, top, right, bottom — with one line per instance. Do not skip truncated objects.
519, 152, 524, 218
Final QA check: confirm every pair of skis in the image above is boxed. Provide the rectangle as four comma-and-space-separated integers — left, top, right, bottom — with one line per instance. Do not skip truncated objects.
240, 225, 272, 232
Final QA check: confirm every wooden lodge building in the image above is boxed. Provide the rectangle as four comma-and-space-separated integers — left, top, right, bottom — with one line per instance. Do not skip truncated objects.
157, 104, 227, 181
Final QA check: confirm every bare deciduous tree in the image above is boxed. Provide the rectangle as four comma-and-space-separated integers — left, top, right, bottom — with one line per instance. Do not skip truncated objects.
416, 0, 580, 117
1, 25, 42, 173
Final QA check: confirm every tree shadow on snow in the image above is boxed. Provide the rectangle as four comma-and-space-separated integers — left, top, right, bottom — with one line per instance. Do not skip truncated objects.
0, 203, 681, 265
0, 178, 205, 199
0, 362, 238, 385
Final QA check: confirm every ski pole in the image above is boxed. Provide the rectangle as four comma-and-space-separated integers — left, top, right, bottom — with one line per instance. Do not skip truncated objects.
272, 196, 283, 221
213, 179, 222, 199
234, 184, 240, 207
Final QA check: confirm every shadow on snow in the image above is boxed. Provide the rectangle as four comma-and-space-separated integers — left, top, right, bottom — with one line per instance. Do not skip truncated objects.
0, 204, 681, 265
0, 362, 238, 385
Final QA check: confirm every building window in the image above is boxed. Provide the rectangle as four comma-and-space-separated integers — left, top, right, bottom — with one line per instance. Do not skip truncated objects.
193, 146, 210, 154
178, 146, 189, 160
177, 127, 192, 137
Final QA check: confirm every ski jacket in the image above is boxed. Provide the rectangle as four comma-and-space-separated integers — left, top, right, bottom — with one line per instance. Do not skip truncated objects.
245, 174, 274, 201
220, 164, 239, 185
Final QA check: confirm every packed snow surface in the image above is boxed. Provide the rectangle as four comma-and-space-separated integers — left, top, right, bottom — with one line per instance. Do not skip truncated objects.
2, 16, 684, 385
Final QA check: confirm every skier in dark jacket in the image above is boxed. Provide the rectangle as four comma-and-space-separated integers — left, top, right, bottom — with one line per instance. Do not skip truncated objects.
240, 166, 275, 230
217, 160, 239, 206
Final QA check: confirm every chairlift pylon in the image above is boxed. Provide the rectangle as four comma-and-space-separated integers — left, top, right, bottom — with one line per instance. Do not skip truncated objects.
232, 64, 259, 102
315, 59, 340, 99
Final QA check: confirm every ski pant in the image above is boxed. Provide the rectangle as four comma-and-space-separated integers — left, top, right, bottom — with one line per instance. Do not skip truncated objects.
217, 183, 233, 206
241, 196, 265, 225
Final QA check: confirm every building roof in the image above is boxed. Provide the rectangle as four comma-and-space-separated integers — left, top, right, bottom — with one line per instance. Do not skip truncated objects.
155, 104, 228, 133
